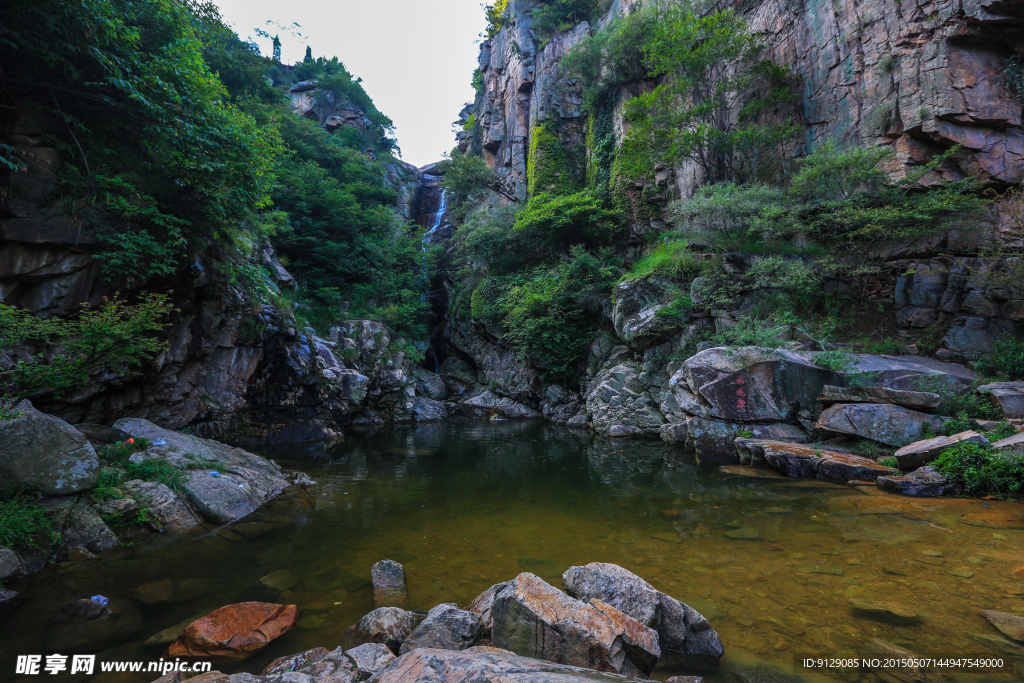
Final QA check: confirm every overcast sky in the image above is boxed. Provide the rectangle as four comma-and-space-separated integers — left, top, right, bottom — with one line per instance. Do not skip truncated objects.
213, 0, 487, 167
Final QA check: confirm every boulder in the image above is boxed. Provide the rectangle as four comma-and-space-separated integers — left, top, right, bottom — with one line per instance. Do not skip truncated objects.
585, 363, 665, 437
611, 278, 679, 350
346, 606, 425, 654
563, 563, 723, 674
979, 610, 1024, 643
877, 466, 956, 497
0, 400, 99, 494
123, 480, 202, 532
399, 603, 482, 654
814, 403, 944, 447
60, 499, 120, 554
466, 581, 510, 637
262, 647, 330, 675
762, 443, 892, 482
0, 547, 23, 581
893, 431, 987, 469
303, 647, 359, 683
166, 602, 298, 659
366, 646, 652, 683
345, 643, 396, 678
817, 385, 941, 411
114, 418, 289, 524
459, 391, 540, 419
978, 381, 1024, 419
660, 421, 691, 445
490, 572, 660, 677
992, 430, 1024, 455
412, 367, 448, 401
371, 560, 408, 608
410, 397, 448, 422
689, 419, 806, 464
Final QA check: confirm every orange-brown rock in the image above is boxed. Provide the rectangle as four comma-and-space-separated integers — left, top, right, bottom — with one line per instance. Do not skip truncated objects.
762, 443, 892, 482
166, 602, 298, 660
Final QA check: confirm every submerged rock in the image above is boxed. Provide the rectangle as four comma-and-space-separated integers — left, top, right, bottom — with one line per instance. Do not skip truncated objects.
366, 646, 652, 682
849, 599, 922, 625
979, 610, 1024, 643
491, 572, 660, 677
0, 400, 99, 494
877, 466, 956, 497
371, 559, 408, 608
166, 602, 298, 659
399, 603, 482, 654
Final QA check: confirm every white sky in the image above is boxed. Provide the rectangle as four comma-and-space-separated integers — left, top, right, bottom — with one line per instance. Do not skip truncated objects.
213, 0, 487, 167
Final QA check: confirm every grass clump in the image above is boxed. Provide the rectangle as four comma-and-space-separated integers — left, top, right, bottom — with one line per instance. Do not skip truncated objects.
0, 487, 57, 551
812, 350, 855, 372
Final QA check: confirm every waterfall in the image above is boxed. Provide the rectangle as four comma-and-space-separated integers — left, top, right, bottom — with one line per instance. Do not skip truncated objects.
423, 186, 448, 248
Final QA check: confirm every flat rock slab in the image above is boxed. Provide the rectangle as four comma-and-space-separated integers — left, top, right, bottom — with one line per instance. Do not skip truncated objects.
877, 467, 956, 497
762, 443, 892, 482
818, 385, 941, 411
979, 610, 1024, 643
991, 430, 1024, 455
166, 602, 298, 659
849, 600, 922, 625
815, 403, 944, 447
491, 572, 660, 677
367, 646, 651, 682
894, 431, 987, 469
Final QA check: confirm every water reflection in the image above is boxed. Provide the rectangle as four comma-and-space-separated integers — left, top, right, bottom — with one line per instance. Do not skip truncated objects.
1, 422, 1021, 682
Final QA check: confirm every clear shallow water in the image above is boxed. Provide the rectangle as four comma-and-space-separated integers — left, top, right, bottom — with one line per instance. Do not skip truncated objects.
2, 422, 1023, 682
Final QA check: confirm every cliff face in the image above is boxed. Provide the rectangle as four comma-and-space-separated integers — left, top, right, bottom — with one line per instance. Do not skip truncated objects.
469, 0, 1024, 202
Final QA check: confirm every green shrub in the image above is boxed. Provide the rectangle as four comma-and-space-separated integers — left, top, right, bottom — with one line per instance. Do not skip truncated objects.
0, 296, 170, 400
527, 123, 584, 197
877, 456, 899, 470
0, 487, 57, 550
512, 191, 621, 256
670, 183, 789, 244
812, 349, 855, 372
976, 337, 1024, 380
922, 379, 1003, 422
439, 150, 495, 219
934, 442, 1024, 498
623, 239, 706, 282
532, 0, 610, 44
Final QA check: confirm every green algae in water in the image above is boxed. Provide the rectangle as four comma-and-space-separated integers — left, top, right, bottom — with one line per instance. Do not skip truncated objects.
0, 421, 1022, 681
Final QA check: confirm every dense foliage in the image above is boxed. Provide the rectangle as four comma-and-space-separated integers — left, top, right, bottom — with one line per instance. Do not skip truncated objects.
0, 486, 56, 551
934, 442, 1024, 499
0, 0, 429, 346
0, 296, 171, 400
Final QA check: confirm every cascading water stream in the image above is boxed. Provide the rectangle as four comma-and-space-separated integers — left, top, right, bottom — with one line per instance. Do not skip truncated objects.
421, 178, 448, 371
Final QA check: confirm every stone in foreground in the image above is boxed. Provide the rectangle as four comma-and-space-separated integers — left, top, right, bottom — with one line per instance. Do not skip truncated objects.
563, 562, 722, 673
262, 647, 329, 675
893, 431, 987, 469
814, 403, 944, 447
399, 602, 482, 654
371, 559, 408, 607
817, 385, 941, 411
346, 643, 396, 677
0, 400, 99, 494
491, 572, 660, 677
877, 466, 956, 497
467, 580, 510, 637
345, 606, 425, 654
367, 646, 651, 683
166, 602, 298, 659
979, 610, 1024, 643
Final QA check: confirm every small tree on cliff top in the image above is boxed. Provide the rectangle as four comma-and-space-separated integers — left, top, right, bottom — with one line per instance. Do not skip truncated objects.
622, 6, 798, 184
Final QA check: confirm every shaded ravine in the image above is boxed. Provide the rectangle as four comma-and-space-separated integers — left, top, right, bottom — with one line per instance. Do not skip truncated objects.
1, 422, 1022, 681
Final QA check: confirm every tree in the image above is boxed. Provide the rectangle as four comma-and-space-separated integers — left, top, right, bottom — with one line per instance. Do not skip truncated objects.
622, 6, 797, 183
272, 35, 282, 62
304, 45, 313, 63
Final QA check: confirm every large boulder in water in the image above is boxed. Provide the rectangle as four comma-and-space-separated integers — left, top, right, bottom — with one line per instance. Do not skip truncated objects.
563, 563, 723, 674
399, 603, 482, 654
0, 400, 98, 494
113, 418, 290, 524
368, 646, 653, 682
166, 602, 298, 659
490, 572, 660, 677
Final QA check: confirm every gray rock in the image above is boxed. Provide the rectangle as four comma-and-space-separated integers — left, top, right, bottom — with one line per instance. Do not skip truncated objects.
814, 403, 944, 447
410, 397, 448, 422
491, 572, 660, 677
466, 581, 510, 637
817, 385, 942, 411
332, 368, 371, 403
60, 499, 120, 554
0, 547, 23, 581
689, 419, 807, 464
262, 647, 330, 675
763, 443, 891, 482
179, 470, 263, 525
563, 562, 723, 674
412, 367, 448, 400
893, 431, 987, 469
303, 646, 359, 683
460, 391, 539, 419
123, 480, 202, 532
586, 363, 665, 437
346, 606, 425, 654
399, 603, 482, 654
877, 466, 956, 497
366, 646, 652, 682
979, 610, 1024, 643
371, 560, 408, 608
99, 497, 140, 517
345, 643, 396, 677
978, 381, 1024, 419
969, 632, 1024, 656
612, 277, 680, 350
0, 588, 22, 621
660, 421, 691, 445
0, 400, 99, 494
992, 430, 1024, 455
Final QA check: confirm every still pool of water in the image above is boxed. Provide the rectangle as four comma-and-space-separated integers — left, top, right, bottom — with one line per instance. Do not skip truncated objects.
2, 422, 1023, 682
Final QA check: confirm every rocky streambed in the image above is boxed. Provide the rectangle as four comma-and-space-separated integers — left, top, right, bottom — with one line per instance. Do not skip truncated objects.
2, 422, 1022, 682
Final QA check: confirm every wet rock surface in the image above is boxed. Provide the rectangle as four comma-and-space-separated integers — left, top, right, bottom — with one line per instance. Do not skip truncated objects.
166, 602, 298, 659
